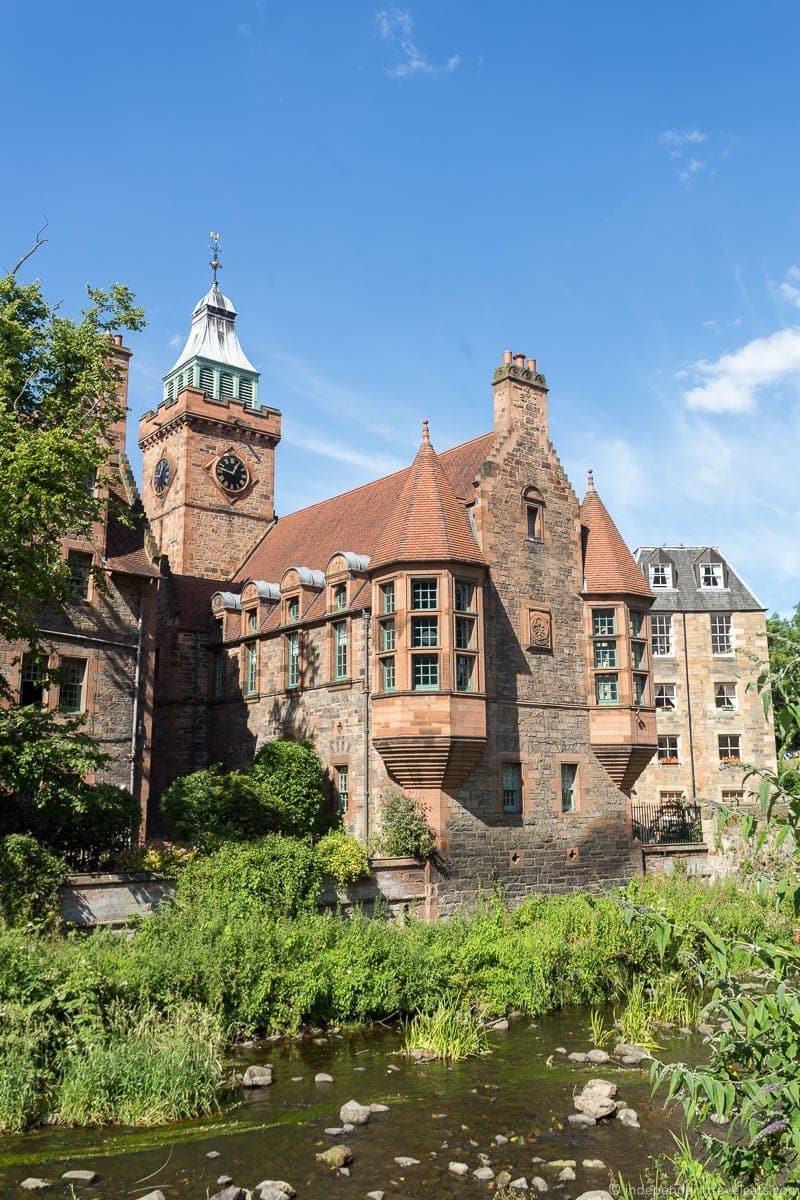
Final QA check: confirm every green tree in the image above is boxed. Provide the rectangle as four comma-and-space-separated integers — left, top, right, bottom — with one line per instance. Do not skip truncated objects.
0, 240, 145, 681
767, 604, 800, 752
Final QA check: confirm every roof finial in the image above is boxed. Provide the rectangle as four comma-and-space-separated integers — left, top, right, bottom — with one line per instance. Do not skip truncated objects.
421, 418, 431, 446
587, 467, 595, 492
209, 231, 222, 285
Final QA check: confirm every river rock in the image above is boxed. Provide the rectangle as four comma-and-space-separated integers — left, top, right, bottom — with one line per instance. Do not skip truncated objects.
243, 1065, 273, 1087
367, 1193, 385, 1200
558, 1167, 577, 1182
20, 1184, 52, 1193
317, 1145, 353, 1168
621, 1053, 645, 1066
449, 1162, 469, 1175
618, 1106, 640, 1128
495, 1133, 509, 1145
531, 1177, 548, 1193
554, 1046, 567, 1054
568, 1051, 588, 1062
583, 1159, 606, 1169
586, 1049, 610, 1064
138, 1193, 166, 1200
315, 1072, 334, 1083
568, 1113, 596, 1125
473, 1166, 495, 1181
575, 1193, 615, 1200
340, 1099, 371, 1125
324, 1127, 344, 1136
212, 1187, 246, 1200
207, 1150, 221, 1158
386, 1063, 400, 1072
491, 1018, 510, 1031
546, 1160, 576, 1169
369, 1103, 389, 1113
586, 1078, 617, 1097
394, 1156, 420, 1167
217, 1178, 234, 1189
62, 1170, 99, 1184
698, 1022, 714, 1036
497, 1170, 513, 1187
254, 1181, 295, 1198
510, 1179, 529, 1191
574, 1089, 616, 1120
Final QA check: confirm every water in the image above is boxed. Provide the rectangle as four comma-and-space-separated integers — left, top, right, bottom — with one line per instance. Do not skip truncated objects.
0, 1012, 702, 1197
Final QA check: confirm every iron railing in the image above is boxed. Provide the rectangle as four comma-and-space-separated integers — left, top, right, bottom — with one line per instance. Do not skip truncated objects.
631, 800, 703, 846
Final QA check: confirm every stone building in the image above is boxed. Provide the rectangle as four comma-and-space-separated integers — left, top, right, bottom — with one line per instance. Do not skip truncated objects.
1, 337, 160, 828
137, 275, 664, 907
631, 547, 776, 838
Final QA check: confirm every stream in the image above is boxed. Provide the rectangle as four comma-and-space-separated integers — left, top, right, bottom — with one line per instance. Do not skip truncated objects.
0, 1011, 703, 1198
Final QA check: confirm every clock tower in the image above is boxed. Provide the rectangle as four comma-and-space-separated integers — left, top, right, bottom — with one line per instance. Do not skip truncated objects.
139, 244, 281, 581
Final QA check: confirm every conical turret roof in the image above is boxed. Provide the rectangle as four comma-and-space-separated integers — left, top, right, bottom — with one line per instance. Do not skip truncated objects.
370, 421, 485, 570
168, 282, 257, 375
580, 470, 652, 599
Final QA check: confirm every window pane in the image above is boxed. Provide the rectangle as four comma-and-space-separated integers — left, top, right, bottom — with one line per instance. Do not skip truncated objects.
381, 582, 396, 614
527, 505, 541, 540
655, 683, 676, 710
700, 562, 723, 588
335, 766, 348, 813
411, 579, 438, 610
718, 734, 740, 762
630, 640, 646, 669
714, 682, 736, 710
287, 597, 299, 623
592, 608, 616, 636
333, 585, 347, 610
633, 674, 647, 705
20, 653, 45, 706
630, 611, 645, 637
651, 614, 673, 656
287, 632, 299, 688
247, 610, 258, 632
455, 581, 475, 612
711, 615, 732, 654
594, 639, 617, 668
67, 550, 93, 599
561, 763, 577, 812
334, 621, 348, 678
59, 659, 86, 713
381, 656, 396, 692
380, 619, 395, 652
245, 642, 258, 695
412, 654, 439, 690
502, 762, 522, 812
595, 673, 619, 705
456, 654, 475, 692
658, 735, 679, 762
455, 616, 475, 649
411, 616, 438, 647
650, 563, 671, 588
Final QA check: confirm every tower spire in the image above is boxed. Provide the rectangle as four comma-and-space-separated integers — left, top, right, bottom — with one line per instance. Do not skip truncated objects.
209, 231, 222, 285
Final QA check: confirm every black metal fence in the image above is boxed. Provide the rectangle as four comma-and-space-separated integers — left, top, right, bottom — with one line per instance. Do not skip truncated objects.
631, 800, 703, 846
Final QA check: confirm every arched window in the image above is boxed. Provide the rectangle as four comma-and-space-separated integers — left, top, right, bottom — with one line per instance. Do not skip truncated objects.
522, 485, 545, 542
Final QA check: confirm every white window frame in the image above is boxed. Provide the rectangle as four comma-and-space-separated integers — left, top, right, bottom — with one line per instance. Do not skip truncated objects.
657, 734, 679, 763
714, 681, 737, 711
651, 614, 673, 657
649, 563, 672, 589
699, 562, 724, 589
711, 614, 733, 655
655, 682, 677, 711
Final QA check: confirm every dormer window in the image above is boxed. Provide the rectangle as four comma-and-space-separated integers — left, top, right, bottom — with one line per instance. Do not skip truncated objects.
333, 584, 347, 611
287, 596, 300, 624
650, 563, 672, 589
699, 562, 724, 588
246, 609, 258, 633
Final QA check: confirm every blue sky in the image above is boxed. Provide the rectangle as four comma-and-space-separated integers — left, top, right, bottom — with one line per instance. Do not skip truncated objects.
4, 1, 800, 613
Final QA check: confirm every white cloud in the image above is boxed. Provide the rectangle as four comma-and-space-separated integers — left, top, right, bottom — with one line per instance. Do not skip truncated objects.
778, 265, 800, 310
682, 327, 800, 413
657, 128, 714, 186
282, 421, 403, 475
375, 8, 460, 78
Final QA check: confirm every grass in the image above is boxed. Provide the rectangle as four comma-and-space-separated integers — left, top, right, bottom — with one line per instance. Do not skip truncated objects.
616, 979, 661, 1050
589, 1007, 614, 1049
402, 998, 488, 1061
615, 1140, 800, 1199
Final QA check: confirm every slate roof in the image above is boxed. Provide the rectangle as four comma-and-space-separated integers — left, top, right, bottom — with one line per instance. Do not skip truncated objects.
236, 431, 493, 586
634, 547, 765, 612
580, 479, 652, 599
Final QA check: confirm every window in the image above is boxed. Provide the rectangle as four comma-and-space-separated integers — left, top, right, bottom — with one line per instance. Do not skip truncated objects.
411, 616, 438, 647
456, 654, 475, 692
594, 640, 617, 668
333, 621, 348, 679
199, 365, 214, 393
658, 735, 679, 763
718, 734, 741, 764
655, 682, 677, 710
212, 653, 224, 699
502, 762, 522, 813
183, 365, 193, 387
20, 653, 44, 706
649, 563, 672, 589
714, 682, 737, 711
700, 561, 724, 588
334, 765, 349, 813
380, 619, 395, 652
239, 378, 253, 405
246, 609, 258, 633
721, 789, 744, 806
561, 763, 578, 813
660, 789, 685, 804
711, 614, 733, 655
455, 616, 475, 650
381, 581, 396, 614
526, 504, 543, 541
333, 584, 347, 611
287, 596, 300, 624
286, 631, 300, 689
651, 614, 673, 657
411, 578, 438, 610
595, 673, 619, 705
67, 550, 93, 599
165, 380, 174, 401
592, 608, 616, 637
630, 611, 646, 638
633, 674, 648, 705
381, 656, 396, 692
630, 640, 646, 669
245, 642, 258, 696
455, 580, 475, 612
212, 617, 223, 644
58, 659, 86, 713
220, 372, 234, 398
412, 654, 439, 691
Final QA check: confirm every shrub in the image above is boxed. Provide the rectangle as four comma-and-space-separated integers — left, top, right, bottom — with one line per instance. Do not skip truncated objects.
250, 739, 331, 838
315, 831, 371, 886
112, 839, 198, 874
176, 836, 322, 921
373, 790, 436, 859
403, 998, 488, 1061
0, 834, 66, 927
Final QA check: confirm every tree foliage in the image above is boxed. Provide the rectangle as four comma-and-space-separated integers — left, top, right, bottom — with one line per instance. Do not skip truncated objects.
0, 260, 144, 675
767, 604, 800, 752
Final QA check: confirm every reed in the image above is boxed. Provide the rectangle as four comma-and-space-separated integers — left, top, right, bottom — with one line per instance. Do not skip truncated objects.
402, 998, 488, 1062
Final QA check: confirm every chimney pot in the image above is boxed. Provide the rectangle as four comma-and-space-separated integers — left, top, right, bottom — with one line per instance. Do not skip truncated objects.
526, 357, 536, 372
514, 353, 525, 368
503, 350, 513, 365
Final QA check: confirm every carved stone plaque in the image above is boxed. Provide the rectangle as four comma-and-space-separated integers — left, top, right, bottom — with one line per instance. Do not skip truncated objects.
527, 608, 552, 651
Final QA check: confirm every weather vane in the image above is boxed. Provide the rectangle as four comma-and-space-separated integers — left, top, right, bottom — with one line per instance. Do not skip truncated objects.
209, 231, 222, 284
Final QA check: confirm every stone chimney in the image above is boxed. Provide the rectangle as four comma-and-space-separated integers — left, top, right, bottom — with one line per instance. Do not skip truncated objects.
492, 349, 549, 437
107, 334, 132, 464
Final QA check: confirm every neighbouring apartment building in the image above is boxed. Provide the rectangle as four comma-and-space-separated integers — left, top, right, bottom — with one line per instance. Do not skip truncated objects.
631, 547, 777, 836
0, 337, 160, 828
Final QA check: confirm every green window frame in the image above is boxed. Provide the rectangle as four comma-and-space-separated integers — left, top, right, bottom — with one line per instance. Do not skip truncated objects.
333, 621, 348, 680
560, 763, 578, 813
455, 580, 475, 612
381, 581, 396, 614
411, 578, 438, 610
381, 656, 396, 692
380, 618, 396, 652
286, 631, 300, 689
335, 765, 349, 813
411, 616, 438, 648
245, 642, 258, 696
412, 654, 439, 691
595, 673, 619, 705
58, 659, 86, 713
67, 550, 93, 600
594, 639, 617, 668
502, 762, 522, 813
455, 654, 475, 692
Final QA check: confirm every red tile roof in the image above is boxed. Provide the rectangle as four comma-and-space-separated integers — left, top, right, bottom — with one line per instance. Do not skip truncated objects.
580, 480, 652, 600
105, 486, 159, 578
236, 431, 492, 584
370, 423, 485, 569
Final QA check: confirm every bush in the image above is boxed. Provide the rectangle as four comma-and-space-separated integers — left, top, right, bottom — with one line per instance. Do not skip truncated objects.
373, 790, 436, 859
0, 834, 66, 926
161, 740, 331, 848
176, 836, 322, 921
315, 831, 371, 886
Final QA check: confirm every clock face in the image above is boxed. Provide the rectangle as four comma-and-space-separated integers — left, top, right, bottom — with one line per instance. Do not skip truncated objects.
215, 453, 250, 494
153, 457, 171, 496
